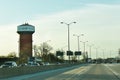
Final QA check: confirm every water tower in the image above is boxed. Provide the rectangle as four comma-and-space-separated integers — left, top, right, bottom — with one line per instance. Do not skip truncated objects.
17, 23, 35, 61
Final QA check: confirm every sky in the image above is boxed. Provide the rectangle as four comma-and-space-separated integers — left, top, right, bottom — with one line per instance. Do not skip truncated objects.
0, 0, 120, 59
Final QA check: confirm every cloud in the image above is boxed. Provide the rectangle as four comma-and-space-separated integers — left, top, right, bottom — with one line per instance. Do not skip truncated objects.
0, 3, 120, 58
30, 3, 120, 58
32, 4, 120, 40
0, 24, 18, 56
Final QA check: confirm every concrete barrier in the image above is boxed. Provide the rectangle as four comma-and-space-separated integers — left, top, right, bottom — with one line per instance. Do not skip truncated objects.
0, 64, 79, 79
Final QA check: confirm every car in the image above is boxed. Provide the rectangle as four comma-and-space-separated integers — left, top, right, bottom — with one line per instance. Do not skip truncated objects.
56, 62, 61, 65
19, 63, 27, 67
27, 61, 40, 66
39, 62, 45, 65
44, 62, 50, 65
0, 61, 17, 68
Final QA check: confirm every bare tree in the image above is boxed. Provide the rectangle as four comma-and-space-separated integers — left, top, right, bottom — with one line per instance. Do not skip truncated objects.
7, 52, 16, 58
33, 42, 53, 62
33, 45, 41, 57
40, 42, 53, 55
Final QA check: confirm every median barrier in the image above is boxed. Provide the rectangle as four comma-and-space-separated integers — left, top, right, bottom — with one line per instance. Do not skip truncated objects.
0, 63, 79, 79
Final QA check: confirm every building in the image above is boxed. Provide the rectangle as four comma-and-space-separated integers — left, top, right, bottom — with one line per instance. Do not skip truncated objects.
17, 23, 35, 63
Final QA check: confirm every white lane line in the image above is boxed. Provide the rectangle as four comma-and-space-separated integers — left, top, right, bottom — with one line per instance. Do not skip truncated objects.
46, 67, 86, 80
65, 64, 94, 80
46, 64, 93, 80
104, 64, 120, 79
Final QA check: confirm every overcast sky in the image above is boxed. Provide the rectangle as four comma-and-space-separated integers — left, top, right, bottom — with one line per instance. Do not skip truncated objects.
0, 0, 120, 59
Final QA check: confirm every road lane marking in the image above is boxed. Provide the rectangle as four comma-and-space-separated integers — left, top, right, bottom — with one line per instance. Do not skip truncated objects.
104, 64, 120, 79
3, 64, 86, 80
46, 64, 93, 80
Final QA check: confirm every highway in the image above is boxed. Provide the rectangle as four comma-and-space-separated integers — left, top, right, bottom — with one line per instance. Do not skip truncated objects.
2, 64, 120, 80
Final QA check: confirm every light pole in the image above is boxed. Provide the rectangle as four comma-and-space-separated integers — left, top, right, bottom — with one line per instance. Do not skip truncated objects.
109, 50, 112, 58
73, 34, 84, 61
81, 41, 88, 55
95, 47, 99, 63
61, 22, 76, 51
61, 22, 76, 63
96, 48, 98, 60
102, 49, 105, 63
80, 41, 88, 62
88, 44, 94, 59
73, 34, 84, 51
102, 49, 105, 59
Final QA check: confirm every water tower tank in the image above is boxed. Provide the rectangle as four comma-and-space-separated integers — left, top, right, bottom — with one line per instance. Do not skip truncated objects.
17, 23, 35, 60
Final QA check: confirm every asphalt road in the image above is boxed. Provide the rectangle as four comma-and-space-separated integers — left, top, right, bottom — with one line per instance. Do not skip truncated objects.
2, 64, 120, 80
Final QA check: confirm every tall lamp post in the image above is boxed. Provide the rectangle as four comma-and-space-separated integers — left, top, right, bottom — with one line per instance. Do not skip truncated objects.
73, 34, 84, 61
61, 22, 76, 63
95, 47, 99, 63
102, 49, 105, 59
88, 44, 94, 59
73, 34, 84, 51
80, 41, 88, 62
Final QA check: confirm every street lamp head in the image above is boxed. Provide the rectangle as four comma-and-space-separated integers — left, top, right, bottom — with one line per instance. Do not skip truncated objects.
61, 22, 76, 25
73, 34, 76, 36
81, 34, 84, 36
73, 22, 76, 24
61, 22, 64, 24
80, 41, 88, 43
73, 34, 84, 37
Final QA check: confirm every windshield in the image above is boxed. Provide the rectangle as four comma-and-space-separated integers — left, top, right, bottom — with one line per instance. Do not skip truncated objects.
4, 63, 12, 66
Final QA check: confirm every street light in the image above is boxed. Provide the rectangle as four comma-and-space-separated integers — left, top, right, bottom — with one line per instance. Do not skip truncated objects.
61, 22, 76, 63
80, 41, 88, 62
73, 34, 84, 51
95, 47, 100, 62
73, 34, 84, 61
102, 49, 106, 59
61, 22, 76, 51
95, 48, 98, 62
80, 41, 88, 54
88, 44, 94, 59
